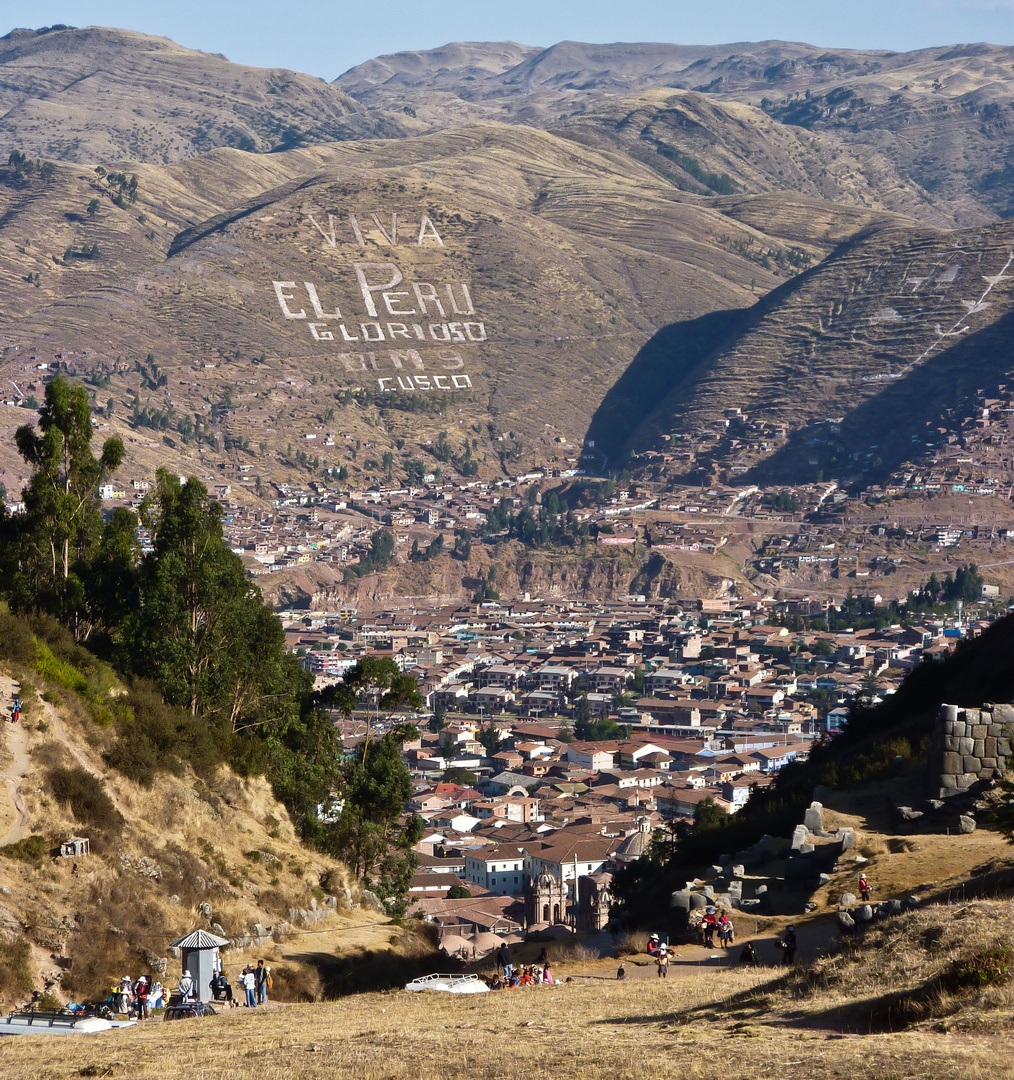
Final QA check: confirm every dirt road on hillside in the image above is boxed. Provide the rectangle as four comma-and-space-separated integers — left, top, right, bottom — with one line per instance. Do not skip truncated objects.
0, 677, 29, 845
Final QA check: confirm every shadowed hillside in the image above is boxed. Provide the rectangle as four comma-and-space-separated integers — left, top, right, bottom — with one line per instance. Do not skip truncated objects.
615, 218, 1014, 480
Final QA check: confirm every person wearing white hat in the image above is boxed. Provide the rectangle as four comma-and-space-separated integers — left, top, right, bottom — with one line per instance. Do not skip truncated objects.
178, 969, 194, 1001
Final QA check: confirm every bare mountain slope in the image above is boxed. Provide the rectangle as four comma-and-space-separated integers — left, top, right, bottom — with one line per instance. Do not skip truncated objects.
0, 121, 883, 489
336, 39, 1014, 225
0, 25, 403, 164
552, 90, 942, 226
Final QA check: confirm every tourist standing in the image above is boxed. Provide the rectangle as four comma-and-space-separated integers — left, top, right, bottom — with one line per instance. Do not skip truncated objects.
718, 914, 735, 947
242, 966, 257, 1007
255, 959, 269, 1004
498, 943, 513, 979
134, 974, 149, 1019
779, 926, 797, 965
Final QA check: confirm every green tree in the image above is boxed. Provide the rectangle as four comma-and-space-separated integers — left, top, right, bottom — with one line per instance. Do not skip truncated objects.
342, 655, 423, 728
371, 528, 395, 569
11, 376, 124, 629
269, 691, 346, 839
441, 766, 478, 786
453, 528, 472, 561
628, 666, 645, 695
85, 507, 140, 634
328, 728, 414, 876
123, 469, 307, 726
87, 198, 100, 217
477, 722, 500, 756
693, 796, 727, 833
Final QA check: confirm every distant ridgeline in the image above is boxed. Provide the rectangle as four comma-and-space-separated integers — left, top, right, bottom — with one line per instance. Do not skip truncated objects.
614, 612, 1014, 923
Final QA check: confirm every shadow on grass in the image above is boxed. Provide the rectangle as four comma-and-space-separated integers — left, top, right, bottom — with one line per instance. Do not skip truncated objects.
283, 945, 463, 998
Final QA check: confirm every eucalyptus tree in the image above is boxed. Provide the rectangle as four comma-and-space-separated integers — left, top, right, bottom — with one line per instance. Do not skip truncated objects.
10, 376, 123, 633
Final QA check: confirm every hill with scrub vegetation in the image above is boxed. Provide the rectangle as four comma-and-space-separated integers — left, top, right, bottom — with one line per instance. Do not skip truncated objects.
0, 376, 441, 1006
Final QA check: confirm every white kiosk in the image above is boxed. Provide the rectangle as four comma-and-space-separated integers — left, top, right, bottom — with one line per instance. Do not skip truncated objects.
168, 929, 230, 1002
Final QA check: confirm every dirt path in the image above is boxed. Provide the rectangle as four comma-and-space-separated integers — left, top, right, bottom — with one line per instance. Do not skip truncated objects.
0, 676, 29, 846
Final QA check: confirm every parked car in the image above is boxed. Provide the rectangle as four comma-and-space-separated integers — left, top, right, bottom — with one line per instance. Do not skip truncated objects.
163, 1002, 217, 1021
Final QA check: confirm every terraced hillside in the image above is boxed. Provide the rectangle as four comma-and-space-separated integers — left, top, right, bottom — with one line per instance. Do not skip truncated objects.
602, 218, 1014, 481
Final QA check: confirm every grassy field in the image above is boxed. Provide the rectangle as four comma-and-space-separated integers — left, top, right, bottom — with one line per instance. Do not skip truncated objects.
4, 945, 1012, 1080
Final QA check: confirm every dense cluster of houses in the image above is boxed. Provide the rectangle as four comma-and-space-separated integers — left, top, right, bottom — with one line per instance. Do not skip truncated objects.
295, 592, 1006, 939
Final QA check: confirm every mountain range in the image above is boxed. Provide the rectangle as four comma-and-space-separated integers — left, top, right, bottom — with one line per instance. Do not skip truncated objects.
0, 25, 1011, 498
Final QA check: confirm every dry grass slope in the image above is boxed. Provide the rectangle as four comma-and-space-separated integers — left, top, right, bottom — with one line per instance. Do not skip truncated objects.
4, 903, 1014, 1080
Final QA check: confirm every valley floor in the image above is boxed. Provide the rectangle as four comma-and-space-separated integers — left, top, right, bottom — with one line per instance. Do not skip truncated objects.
2, 971, 1009, 1080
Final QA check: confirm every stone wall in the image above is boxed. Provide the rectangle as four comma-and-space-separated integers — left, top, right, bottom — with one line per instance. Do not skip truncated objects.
932, 702, 1014, 798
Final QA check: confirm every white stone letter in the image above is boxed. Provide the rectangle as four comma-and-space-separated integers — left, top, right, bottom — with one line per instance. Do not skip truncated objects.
272, 281, 306, 320
371, 213, 398, 245
388, 350, 424, 370
417, 216, 444, 246
354, 262, 403, 318
305, 282, 341, 320
412, 283, 446, 317
437, 350, 464, 370
349, 215, 366, 247
383, 291, 416, 316
307, 214, 337, 247
445, 283, 474, 315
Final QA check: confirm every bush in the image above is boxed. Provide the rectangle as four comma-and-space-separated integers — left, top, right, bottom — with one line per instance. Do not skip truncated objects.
0, 834, 49, 865
950, 944, 1014, 990
268, 964, 323, 1003
33, 643, 88, 694
0, 611, 36, 664
47, 767, 121, 831
616, 931, 649, 957
0, 934, 33, 1003
107, 680, 226, 786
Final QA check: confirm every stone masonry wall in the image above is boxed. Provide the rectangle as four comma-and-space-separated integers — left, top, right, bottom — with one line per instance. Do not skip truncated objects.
932, 702, 1014, 798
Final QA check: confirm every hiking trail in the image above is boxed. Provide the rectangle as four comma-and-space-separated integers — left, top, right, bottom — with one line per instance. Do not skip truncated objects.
0, 675, 29, 846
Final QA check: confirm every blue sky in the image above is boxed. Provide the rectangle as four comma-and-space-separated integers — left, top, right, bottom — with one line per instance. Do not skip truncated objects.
10, 1, 1014, 80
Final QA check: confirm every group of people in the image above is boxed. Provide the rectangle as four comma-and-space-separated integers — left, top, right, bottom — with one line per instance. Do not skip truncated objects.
109, 974, 163, 1018
738, 926, 797, 967
238, 960, 271, 1007
8, 696, 21, 724
693, 909, 737, 949
491, 944, 554, 989
179, 959, 270, 1008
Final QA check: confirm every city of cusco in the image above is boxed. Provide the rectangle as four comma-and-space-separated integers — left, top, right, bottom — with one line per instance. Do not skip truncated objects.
0, 3, 1012, 1077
